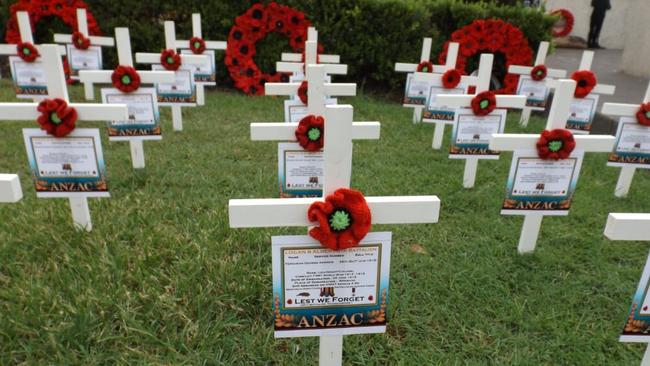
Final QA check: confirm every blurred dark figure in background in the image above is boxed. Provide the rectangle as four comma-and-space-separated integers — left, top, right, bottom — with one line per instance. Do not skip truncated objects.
588, 0, 611, 49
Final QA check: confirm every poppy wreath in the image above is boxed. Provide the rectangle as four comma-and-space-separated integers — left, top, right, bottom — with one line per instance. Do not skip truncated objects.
307, 188, 372, 251
225, 2, 314, 96
442, 69, 462, 89
636, 103, 650, 126
416, 61, 434, 73
571, 70, 597, 98
16, 42, 39, 62
297, 80, 308, 105
160, 49, 181, 71
71, 31, 90, 50
36, 98, 78, 138
531, 64, 547, 81
295, 115, 323, 151
471, 91, 497, 116
189, 37, 206, 54
438, 19, 533, 94
536, 129, 576, 160
550, 9, 574, 38
111, 65, 141, 93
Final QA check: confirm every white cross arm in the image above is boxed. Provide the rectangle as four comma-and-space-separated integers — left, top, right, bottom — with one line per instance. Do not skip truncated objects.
174, 40, 227, 50
78, 70, 176, 84
276, 62, 347, 75
412, 72, 478, 86
395, 63, 449, 74
546, 79, 616, 95
0, 174, 22, 203
53, 34, 115, 47
229, 196, 440, 228
489, 134, 615, 152
508, 65, 567, 79
601, 103, 640, 117
265, 82, 356, 97
135, 53, 209, 65
250, 122, 380, 141
436, 95, 527, 109
282, 53, 340, 64
0, 103, 128, 121
0, 44, 67, 57
604, 213, 650, 241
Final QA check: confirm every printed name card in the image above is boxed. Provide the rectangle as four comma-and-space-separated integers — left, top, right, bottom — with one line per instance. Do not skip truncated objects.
271, 232, 391, 337
403, 74, 430, 106
101, 87, 161, 140
608, 117, 650, 167
423, 82, 468, 123
9, 56, 47, 98
284, 99, 337, 123
621, 251, 650, 342
152, 64, 197, 105
450, 109, 507, 159
180, 49, 216, 83
66, 45, 103, 80
278, 143, 323, 197
516, 75, 550, 110
567, 94, 599, 134
501, 149, 584, 215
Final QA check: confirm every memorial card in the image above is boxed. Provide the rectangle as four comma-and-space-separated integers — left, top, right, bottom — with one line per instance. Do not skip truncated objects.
607, 117, 650, 168
501, 149, 584, 215
180, 49, 216, 84
22, 129, 109, 198
101, 87, 161, 141
402, 73, 430, 106
152, 64, 197, 105
422, 82, 468, 123
566, 94, 599, 134
284, 99, 337, 123
620, 251, 650, 342
271, 232, 391, 338
449, 109, 507, 159
9, 56, 47, 98
515, 75, 549, 110
65, 45, 103, 80
278, 143, 323, 198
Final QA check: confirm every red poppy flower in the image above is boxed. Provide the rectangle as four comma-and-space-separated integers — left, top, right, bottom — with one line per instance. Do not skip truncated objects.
416, 61, 434, 73
111, 65, 141, 93
636, 103, 650, 126
36, 98, 78, 138
160, 49, 181, 71
295, 115, 324, 151
536, 129, 576, 160
16, 42, 39, 62
571, 70, 597, 98
471, 91, 497, 116
189, 37, 206, 54
71, 31, 90, 50
442, 69, 461, 89
307, 188, 372, 251
298, 80, 308, 105
531, 64, 548, 81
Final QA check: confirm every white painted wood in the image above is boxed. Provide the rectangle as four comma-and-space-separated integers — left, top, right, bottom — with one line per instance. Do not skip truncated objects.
69, 196, 92, 231
129, 140, 145, 168
535, 41, 550, 65
642, 343, 650, 366
192, 13, 202, 38
463, 158, 478, 189
546, 79, 576, 129
250, 122, 380, 141
53, 9, 115, 46
308, 27, 317, 42
436, 94, 526, 109
412, 107, 422, 124
604, 213, 650, 241
518, 214, 543, 254
441, 42, 460, 72
615, 166, 636, 198
592, 84, 616, 95
520, 108, 532, 127
602, 103, 640, 116
77, 8, 89, 36
579, 50, 595, 70
0, 103, 126, 121
172, 106, 183, 131
489, 134, 615, 152
196, 86, 205, 106
319, 336, 343, 366
276, 61, 347, 75
280, 27, 340, 64
115, 28, 134, 66
135, 52, 207, 65
508, 65, 567, 79
323, 105, 353, 193
420, 38, 432, 62
0, 174, 23, 203
432, 122, 446, 149
16, 12, 33, 43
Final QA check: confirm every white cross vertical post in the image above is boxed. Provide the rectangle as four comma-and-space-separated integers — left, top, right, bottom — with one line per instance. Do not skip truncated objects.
0, 45, 128, 230
229, 104, 440, 366
280, 27, 341, 64
601, 81, 650, 197
0, 174, 22, 203
508, 41, 567, 126
277, 28, 346, 80
78, 28, 175, 168
135, 21, 208, 131
436, 54, 527, 188
489, 79, 616, 253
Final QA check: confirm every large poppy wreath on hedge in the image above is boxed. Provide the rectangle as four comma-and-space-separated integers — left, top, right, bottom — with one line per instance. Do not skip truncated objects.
438, 19, 533, 95
550, 9, 574, 38
225, 2, 314, 96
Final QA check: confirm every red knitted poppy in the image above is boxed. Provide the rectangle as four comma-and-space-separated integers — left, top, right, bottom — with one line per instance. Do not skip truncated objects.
441, 69, 461, 89
111, 65, 141, 93
531, 64, 547, 81
160, 49, 181, 71
295, 115, 324, 151
571, 70, 597, 98
298, 80, 308, 105
536, 129, 576, 160
471, 91, 497, 116
71, 31, 91, 50
16, 42, 39, 62
636, 103, 650, 126
416, 61, 434, 73
36, 98, 78, 137
189, 37, 206, 54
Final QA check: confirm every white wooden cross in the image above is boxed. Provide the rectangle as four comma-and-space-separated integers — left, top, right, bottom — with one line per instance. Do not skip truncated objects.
508, 41, 567, 126
135, 21, 208, 131
601, 81, 650, 197
174, 13, 227, 106
78, 28, 175, 169
0, 174, 22, 203
0, 45, 127, 231
547, 50, 616, 134
276, 27, 346, 80
229, 103, 439, 366
489, 79, 615, 253
436, 54, 527, 189
53, 8, 115, 81
395, 38, 458, 124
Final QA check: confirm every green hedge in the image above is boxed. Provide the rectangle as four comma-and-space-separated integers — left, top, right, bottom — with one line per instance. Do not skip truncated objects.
0, 0, 555, 94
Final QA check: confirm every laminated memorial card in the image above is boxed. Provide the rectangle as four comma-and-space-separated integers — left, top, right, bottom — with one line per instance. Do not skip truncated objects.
9, 53, 47, 98
101, 87, 161, 140
152, 64, 197, 105
278, 142, 323, 198
422, 69, 469, 124
620, 251, 650, 343
450, 108, 507, 160
285, 98, 337, 123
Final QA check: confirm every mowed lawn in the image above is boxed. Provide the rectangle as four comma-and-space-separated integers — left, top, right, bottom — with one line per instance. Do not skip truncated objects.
1, 79, 650, 365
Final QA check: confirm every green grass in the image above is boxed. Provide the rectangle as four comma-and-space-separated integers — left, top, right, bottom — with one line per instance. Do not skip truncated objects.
1, 80, 650, 365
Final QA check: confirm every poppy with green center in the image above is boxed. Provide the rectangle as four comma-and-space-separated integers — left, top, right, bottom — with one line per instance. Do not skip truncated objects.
71, 31, 90, 50
416, 61, 434, 73
571, 70, 597, 98
441, 69, 462, 89
16, 42, 39, 62
530, 64, 547, 81
470, 91, 497, 116
295, 115, 324, 151
297, 80, 308, 105
111, 65, 141, 93
189, 37, 206, 54
160, 49, 181, 71
636, 102, 650, 126
307, 188, 372, 251
36, 98, 78, 137
536, 128, 576, 160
